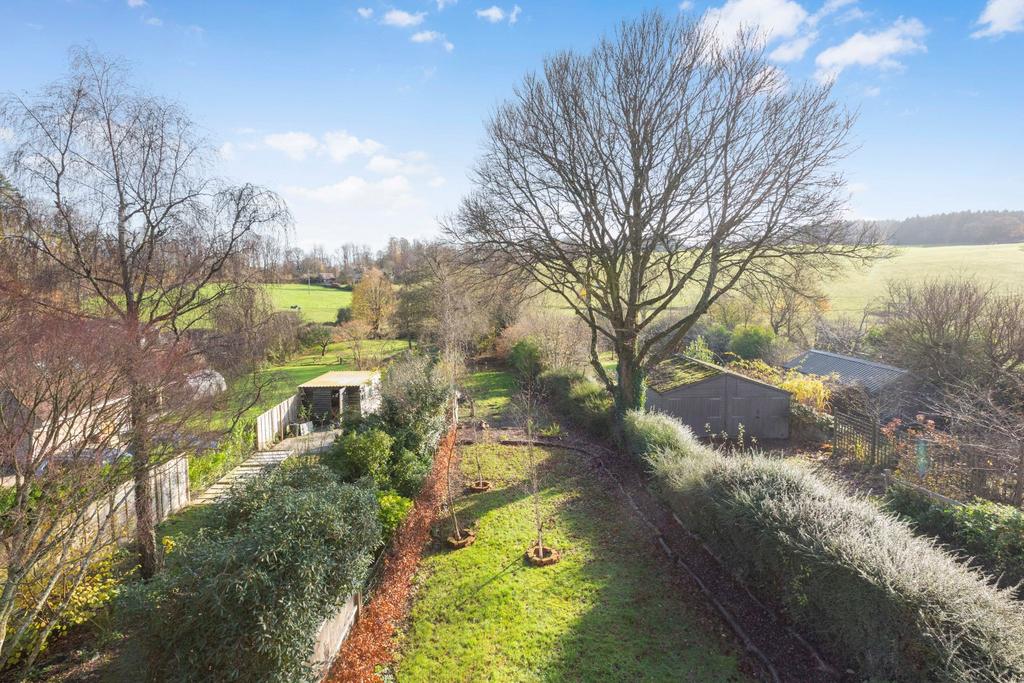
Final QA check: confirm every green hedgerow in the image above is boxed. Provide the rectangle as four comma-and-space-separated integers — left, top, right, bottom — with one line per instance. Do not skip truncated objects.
119, 464, 381, 683
648, 445, 1024, 681
539, 369, 613, 440
622, 410, 711, 461
323, 428, 395, 484
885, 485, 1024, 591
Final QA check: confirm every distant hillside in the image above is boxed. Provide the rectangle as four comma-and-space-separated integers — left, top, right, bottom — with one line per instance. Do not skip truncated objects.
878, 210, 1024, 245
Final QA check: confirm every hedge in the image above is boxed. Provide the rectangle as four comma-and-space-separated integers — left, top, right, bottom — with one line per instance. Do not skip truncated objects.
119, 463, 381, 682
628, 410, 1024, 682
538, 369, 613, 440
884, 485, 1024, 591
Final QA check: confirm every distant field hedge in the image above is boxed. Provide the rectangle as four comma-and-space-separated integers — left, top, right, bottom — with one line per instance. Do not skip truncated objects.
625, 409, 1024, 682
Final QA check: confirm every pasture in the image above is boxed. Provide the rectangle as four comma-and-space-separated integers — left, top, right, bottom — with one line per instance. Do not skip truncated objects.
824, 243, 1024, 317
265, 283, 352, 323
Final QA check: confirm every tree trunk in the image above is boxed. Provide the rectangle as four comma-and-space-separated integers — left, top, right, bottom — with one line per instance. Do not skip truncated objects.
129, 387, 160, 580
613, 347, 646, 421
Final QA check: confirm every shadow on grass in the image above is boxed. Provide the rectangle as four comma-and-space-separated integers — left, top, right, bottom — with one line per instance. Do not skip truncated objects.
396, 444, 746, 682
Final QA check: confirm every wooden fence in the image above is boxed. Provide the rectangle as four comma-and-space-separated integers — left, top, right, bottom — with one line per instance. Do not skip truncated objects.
82, 454, 191, 544
256, 395, 300, 450
833, 412, 1024, 509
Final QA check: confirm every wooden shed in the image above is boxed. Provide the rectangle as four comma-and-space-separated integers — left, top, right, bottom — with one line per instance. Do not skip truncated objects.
645, 356, 791, 440
299, 371, 381, 426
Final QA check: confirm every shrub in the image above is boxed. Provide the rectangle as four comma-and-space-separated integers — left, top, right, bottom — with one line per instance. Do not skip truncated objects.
622, 410, 711, 460
323, 428, 394, 484
335, 306, 352, 324
538, 369, 613, 440
885, 486, 1024, 590
190, 419, 254, 492
377, 491, 414, 539
509, 339, 543, 380
120, 464, 381, 682
728, 324, 774, 360
390, 448, 431, 498
648, 439, 1024, 681
683, 335, 715, 363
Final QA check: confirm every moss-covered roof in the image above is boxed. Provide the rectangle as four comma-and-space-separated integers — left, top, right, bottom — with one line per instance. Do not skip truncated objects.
647, 356, 723, 394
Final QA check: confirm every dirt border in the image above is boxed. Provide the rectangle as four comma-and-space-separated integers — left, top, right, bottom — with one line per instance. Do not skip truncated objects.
325, 426, 458, 683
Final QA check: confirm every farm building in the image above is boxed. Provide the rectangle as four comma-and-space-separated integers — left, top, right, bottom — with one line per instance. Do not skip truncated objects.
646, 356, 791, 440
782, 349, 910, 417
299, 371, 381, 426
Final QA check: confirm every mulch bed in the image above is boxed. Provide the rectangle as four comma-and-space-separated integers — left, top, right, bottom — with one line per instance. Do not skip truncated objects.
325, 427, 458, 683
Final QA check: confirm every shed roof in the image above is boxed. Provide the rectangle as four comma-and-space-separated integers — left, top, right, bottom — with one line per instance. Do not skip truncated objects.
782, 350, 907, 395
299, 371, 379, 389
648, 355, 788, 396
647, 356, 722, 393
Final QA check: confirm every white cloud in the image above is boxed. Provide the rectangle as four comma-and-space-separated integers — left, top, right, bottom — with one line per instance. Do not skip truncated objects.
127, 0, 145, 7
436, 0, 457, 8
769, 32, 817, 61
704, 0, 808, 44
366, 151, 433, 175
263, 132, 320, 161
356, 7, 373, 19
286, 175, 416, 208
679, 1, 694, 10
218, 142, 236, 161
323, 130, 383, 162
382, 9, 426, 27
863, 85, 881, 97
411, 30, 455, 51
411, 30, 440, 42
814, 17, 927, 82
0, 126, 14, 143
144, 17, 162, 26
428, 176, 446, 187
475, 4, 520, 24
972, 0, 1024, 38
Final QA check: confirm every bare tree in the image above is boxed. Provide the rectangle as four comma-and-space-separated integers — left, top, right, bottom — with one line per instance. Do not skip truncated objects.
446, 12, 878, 421
880, 278, 1024, 392
0, 305, 132, 670
742, 260, 829, 345
334, 320, 372, 369
1, 49, 289, 578
351, 267, 396, 338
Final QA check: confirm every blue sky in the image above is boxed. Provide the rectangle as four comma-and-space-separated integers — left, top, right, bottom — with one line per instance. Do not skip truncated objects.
2, 0, 1022, 250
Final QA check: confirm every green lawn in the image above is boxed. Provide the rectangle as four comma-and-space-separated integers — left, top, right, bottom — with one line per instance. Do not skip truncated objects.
463, 367, 517, 423
265, 283, 352, 323
393, 441, 746, 682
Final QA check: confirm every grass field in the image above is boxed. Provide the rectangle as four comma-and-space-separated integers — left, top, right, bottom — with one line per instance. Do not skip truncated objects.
393, 440, 745, 681
823, 243, 1024, 317
265, 283, 352, 323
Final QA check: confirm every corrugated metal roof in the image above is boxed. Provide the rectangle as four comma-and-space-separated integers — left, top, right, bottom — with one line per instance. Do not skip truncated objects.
299, 371, 379, 389
782, 350, 907, 395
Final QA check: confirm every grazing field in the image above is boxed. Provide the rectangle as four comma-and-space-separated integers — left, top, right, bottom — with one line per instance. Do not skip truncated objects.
264, 283, 352, 323
823, 243, 1024, 317
392, 440, 746, 681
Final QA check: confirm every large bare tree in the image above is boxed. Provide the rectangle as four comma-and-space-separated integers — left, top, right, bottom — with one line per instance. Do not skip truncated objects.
1, 49, 290, 577
447, 12, 878, 420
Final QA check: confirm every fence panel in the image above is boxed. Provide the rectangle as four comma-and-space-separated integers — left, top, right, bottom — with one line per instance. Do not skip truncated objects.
256, 395, 300, 449
82, 454, 191, 546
